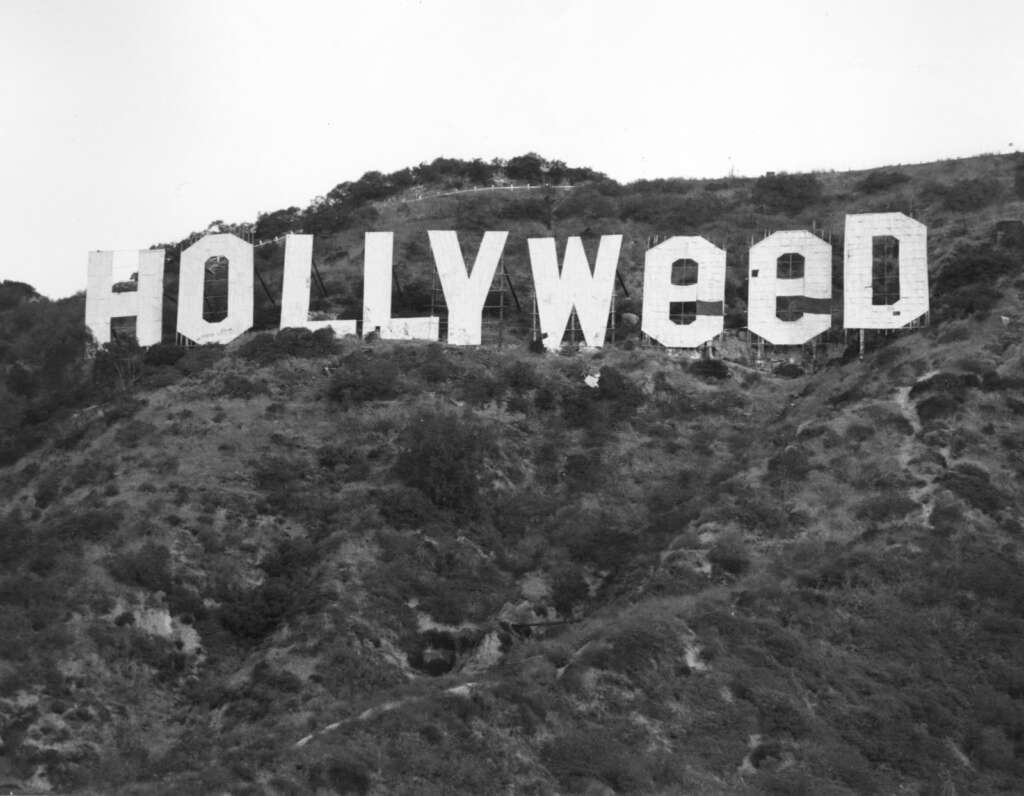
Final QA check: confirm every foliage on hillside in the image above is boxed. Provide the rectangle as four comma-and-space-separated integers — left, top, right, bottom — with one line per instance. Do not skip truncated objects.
1, 152, 1024, 793
133, 151, 1024, 367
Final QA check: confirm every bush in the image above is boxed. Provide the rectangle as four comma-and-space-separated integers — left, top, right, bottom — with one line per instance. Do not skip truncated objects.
752, 172, 823, 214
456, 370, 506, 407
308, 751, 371, 795
237, 327, 336, 364
377, 486, 435, 529
856, 170, 911, 194
942, 177, 1002, 212
619, 192, 723, 228
707, 531, 751, 575
503, 360, 539, 391
916, 393, 961, 423
550, 564, 589, 615
932, 244, 1016, 321
218, 540, 325, 642
328, 351, 401, 406
533, 385, 556, 412
394, 409, 492, 511
175, 345, 225, 376
854, 492, 920, 523
690, 359, 730, 380
415, 343, 457, 384
107, 542, 173, 593
940, 465, 1008, 516
596, 365, 644, 414
774, 363, 804, 379
542, 728, 653, 793
114, 419, 154, 448
220, 374, 268, 399
143, 343, 186, 367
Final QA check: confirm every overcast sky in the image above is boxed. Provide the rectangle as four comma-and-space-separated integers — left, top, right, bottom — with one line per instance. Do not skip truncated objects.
2, 0, 1022, 299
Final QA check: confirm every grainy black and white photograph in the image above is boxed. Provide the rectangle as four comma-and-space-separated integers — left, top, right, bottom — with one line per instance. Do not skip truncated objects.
2, 1, 1024, 793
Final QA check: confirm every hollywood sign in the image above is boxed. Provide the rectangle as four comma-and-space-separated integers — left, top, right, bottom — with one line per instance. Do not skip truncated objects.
85, 212, 928, 352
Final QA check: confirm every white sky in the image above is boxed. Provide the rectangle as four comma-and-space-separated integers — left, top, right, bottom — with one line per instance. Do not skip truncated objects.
1, 0, 1022, 298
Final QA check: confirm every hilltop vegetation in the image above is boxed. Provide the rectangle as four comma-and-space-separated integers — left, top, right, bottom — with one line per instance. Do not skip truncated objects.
1, 153, 1024, 793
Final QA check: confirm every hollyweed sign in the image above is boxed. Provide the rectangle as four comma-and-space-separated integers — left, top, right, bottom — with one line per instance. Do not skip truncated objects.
86, 213, 928, 351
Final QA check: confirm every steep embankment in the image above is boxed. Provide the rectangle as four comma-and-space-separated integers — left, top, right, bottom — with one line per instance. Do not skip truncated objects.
1, 152, 1024, 793
2, 311, 1024, 793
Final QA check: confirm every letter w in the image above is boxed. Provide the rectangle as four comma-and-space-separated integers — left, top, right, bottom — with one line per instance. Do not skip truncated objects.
527, 235, 622, 351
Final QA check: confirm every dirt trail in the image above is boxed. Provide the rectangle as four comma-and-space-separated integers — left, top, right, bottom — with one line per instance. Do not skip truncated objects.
893, 385, 936, 523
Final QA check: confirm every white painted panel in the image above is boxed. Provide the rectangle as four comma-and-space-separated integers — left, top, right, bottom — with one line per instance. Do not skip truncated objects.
641, 236, 724, 348
279, 234, 357, 336
176, 233, 254, 345
428, 230, 508, 345
85, 249, 164, 346
362, 232, 439, 341
748, 230, 832, 345
843, 213, 928, 329
527, 235, 621, 351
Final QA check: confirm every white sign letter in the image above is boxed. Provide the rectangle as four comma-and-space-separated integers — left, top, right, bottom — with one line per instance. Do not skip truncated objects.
279, 234, 357, 336
844, 213, 928, 329
428, 230, 507, 345
528, 235, 622, 351
748, 231, 832, 345
85, 249, 164, 346
176, 233, 254, 345
641, 236, 725, 348
362, 232, 439, 340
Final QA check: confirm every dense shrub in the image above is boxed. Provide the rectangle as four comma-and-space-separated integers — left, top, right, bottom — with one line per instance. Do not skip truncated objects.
107, 542, 173, 593
916, 393, 961, 423
932, 244, 1016, 321
533, 385, 557, 411
940, 464, 1008, 516
307, 751, 372, 795
143, 343, 186, 367
856, 170, 911, 193
690, 359, 730, 380
550, 563, 589, 615
942, 177, 1002, 211
496, 197, 550, 225
707, 531, 751, 575
415, 343, 457, 384
752, 172, 823, 214
219, 539, 324, 642
503, 360, 539, 391
456, 370, 506, 407
774, 363, 804, 379
237, 327, 336, 364
596, 365, 644, 413
394, 409, 492, 511
328, 351, 401, 406
220, 374, 268, 399
563, 510, 640, 572
376, 486, 435, 529
619, 192, 723, 228
316, 444, 370, 481
553, 185, 618, 220
174, 344, 225, 376
766, 446, 812, 484
542, 728, 653, 792
854, 492, 920, 522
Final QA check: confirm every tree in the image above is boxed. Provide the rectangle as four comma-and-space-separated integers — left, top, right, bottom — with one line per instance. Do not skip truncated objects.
94, 336, 143, 394
505, 152, 547, 183
395, 409, 492, 511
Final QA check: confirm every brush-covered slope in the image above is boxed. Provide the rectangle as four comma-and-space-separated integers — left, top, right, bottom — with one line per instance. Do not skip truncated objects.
1, 153, 1024, 794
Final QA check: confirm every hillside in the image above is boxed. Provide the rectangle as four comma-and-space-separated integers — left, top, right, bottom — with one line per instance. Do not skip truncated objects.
1, 153, 1024, 794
